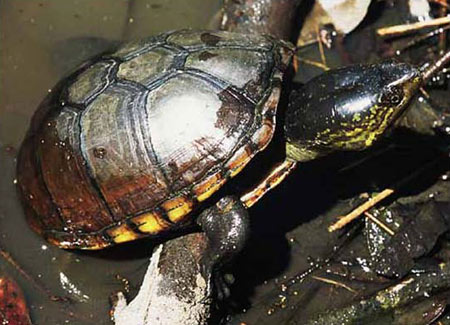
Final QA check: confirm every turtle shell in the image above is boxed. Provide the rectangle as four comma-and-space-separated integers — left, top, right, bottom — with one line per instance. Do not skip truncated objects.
17, 30, 293, 249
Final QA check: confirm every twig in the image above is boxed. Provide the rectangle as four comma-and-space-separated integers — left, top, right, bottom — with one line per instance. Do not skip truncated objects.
296, 58, 330, 71
329, 158, 440, 232
364, 211, 395, 236
394, 24, 450, 54
311, 275, 357, 293
293, 54, 299, 73
438, 2, 448, 52
421, 47, 450, 83
377, 16, 450, 38
328, 189, 394, 232
317, 25, 327, 68
419, 87, 431, 99
338, 146, 393, 173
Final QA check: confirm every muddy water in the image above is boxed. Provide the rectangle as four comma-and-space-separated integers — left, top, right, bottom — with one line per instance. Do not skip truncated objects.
0, 1, 218, 324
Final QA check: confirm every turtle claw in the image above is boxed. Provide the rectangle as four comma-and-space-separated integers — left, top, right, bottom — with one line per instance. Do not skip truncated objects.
214, 272, 233, 300
200, 257, 233, 300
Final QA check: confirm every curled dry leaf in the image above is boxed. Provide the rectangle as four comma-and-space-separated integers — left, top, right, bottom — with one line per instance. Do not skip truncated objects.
297, 0, 371, 46
408, 0, 431, 21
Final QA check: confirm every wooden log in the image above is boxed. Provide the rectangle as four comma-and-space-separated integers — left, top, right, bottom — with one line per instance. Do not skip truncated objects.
113, 233, 213, 325
214, 0, 303, 40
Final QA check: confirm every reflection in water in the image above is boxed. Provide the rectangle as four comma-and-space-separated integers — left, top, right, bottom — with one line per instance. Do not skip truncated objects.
59, 272, 90, 303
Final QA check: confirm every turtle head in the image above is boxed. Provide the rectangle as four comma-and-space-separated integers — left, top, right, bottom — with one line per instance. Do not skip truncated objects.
284, 61, 421, 162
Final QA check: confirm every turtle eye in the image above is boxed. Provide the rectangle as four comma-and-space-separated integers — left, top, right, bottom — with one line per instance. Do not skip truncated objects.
379, 85, 404, 107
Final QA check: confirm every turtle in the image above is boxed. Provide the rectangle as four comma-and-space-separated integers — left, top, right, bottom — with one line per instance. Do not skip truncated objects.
17, 29, 430, 284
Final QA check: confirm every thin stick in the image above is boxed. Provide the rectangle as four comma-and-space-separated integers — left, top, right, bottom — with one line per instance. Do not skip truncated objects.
311, 275, 357, 293
317, 25, 327, 68
421, 49, 450, 83
377, 16, 450, 38
438, 2, 448, 52
293, 55, 299, 73
296, 58, 329, 71
395, 24, 450, 54
338, 146, 393, 173
364, 211, 395, 236
329, 158, 439, 232
328, 189, 394, 232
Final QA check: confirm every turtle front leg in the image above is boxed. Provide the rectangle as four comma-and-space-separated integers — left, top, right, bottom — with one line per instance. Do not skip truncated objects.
197, 195, 249, 299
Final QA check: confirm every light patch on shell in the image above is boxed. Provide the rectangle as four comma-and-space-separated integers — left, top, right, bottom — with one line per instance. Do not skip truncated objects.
186, 50, 263, 88
147, 78, 235, 162
54, 107, 79, 142
152, 93, 222, 151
